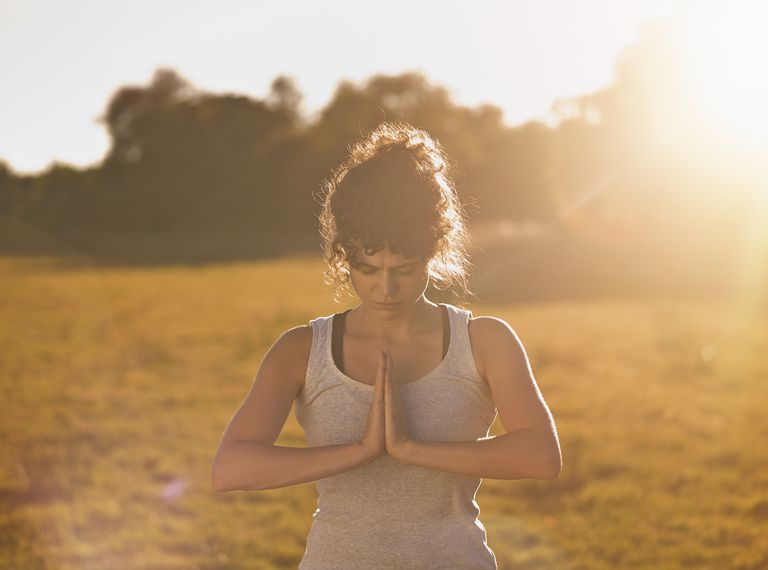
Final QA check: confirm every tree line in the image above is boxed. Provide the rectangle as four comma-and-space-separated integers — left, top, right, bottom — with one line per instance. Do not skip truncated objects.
0, 16, 763, 302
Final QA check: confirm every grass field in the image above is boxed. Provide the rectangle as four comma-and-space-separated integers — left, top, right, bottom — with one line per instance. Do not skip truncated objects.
1, 254, 767, 569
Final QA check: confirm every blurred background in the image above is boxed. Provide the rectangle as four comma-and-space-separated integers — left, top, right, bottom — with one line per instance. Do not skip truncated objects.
2, 0, 767, 568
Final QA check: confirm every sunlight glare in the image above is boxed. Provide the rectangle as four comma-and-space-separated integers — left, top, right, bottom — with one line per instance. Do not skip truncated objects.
678, 1, 768, 146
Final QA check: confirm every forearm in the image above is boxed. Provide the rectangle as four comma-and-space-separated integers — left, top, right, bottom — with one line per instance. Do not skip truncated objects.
399, 429, 560, 480
212, 440, 374, 492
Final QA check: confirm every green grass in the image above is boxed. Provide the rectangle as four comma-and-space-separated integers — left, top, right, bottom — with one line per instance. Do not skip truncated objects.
1, 254, 766, 569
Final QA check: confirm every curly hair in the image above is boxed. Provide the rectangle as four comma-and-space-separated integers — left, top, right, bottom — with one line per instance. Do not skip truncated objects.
317, 121, 475, 304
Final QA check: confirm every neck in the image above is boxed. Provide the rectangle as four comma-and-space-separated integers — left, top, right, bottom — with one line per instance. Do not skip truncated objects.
351, 297, 439, 344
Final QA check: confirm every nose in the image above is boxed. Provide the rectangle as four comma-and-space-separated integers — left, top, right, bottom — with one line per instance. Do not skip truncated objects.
380, 271, 398, 298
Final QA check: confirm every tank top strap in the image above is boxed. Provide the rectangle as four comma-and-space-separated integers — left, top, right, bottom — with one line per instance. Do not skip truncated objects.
444, 303, 485, 384
301, 305, 484, 404
300, 314, 337, 404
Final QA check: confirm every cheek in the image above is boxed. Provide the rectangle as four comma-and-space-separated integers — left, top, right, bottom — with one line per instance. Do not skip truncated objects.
405, 273, 430, 291
348, 273, 371, 294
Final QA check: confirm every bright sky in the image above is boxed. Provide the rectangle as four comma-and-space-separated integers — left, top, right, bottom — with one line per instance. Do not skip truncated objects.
1, 0, 673, 174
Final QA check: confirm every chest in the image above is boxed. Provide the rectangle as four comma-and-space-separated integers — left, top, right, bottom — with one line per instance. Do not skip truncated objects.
296, 312, 496, 446
332, 312, 486, 387
299, 374, 495, 446
342, 335, 486, 386
339, 332, 446, 386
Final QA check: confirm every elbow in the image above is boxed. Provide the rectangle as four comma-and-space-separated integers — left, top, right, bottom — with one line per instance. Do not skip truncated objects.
538, 429, 562, 480
540, 450, 562, 480
211, 463, 227, 493
211, 457, 235, 493
541, 460, 561, 480
211, 455, 268, 492
211, 442, 271, 492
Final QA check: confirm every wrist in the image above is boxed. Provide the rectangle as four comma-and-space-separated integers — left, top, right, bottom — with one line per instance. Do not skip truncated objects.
354, 441, 381, 464
392, 439, 418, 462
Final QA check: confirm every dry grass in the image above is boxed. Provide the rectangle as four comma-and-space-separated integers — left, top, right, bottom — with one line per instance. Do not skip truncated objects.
1, 254, 766, 569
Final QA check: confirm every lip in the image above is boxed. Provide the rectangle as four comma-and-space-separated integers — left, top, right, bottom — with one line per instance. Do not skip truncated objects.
374, 302, 400, 309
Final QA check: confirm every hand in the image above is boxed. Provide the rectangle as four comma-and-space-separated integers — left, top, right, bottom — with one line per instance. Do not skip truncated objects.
359, 350, 387, 461
384, 349, 412, 460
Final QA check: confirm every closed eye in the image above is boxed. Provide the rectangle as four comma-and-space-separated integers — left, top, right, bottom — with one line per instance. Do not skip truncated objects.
357, 266, 415, 275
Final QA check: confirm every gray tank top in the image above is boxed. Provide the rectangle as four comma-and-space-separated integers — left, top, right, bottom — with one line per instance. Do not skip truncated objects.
295, 303, 499, 569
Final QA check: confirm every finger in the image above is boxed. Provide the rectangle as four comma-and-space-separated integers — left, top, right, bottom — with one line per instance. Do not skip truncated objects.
377, 350, 386, 378
384, 352, 392, 401
387, 350, 396, 389
375, 350, 386, 398
380, 351, 387, 400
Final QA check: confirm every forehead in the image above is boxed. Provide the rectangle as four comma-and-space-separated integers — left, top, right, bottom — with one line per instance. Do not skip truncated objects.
351, 243, 419, 265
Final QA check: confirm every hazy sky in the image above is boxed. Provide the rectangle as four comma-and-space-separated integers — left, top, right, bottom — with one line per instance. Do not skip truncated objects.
1, 0, 672, 174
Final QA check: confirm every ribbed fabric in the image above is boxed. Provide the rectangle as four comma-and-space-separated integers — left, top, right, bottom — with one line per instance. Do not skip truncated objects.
295, 303, 499, 569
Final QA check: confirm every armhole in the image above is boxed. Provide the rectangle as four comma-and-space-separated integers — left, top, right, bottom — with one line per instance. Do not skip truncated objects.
331, 311, 346, 373
333, 308, 445, 371
465, 310, 487, 385
302, 318, 322, 395
442, 304, 450, 358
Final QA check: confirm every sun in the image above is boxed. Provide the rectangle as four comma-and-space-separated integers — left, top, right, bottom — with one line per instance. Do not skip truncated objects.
676, 1, 768, 147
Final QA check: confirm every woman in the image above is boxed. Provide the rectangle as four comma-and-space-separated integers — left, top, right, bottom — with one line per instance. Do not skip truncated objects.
211, 122, 562, 569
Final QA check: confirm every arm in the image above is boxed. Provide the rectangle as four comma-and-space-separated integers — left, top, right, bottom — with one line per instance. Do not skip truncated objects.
213, 440, 373, 492
398, 430, 558, 480
398, 316, 561, 480
211, 325, 375, 492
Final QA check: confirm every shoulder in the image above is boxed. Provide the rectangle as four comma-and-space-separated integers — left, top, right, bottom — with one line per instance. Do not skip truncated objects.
277, 324, 314, 349
273, 324, 313, 359
265, 324, 314, 390
468, 315, 520, 341
467, 314, 527, 379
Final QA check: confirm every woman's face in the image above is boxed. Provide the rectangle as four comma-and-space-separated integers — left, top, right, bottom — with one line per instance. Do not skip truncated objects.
348, 244, 430, 313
